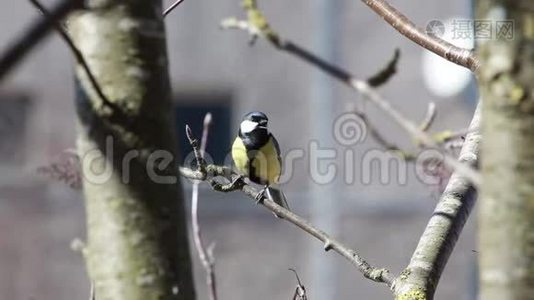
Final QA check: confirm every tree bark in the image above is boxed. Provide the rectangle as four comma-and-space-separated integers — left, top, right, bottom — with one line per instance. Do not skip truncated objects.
393, 104, 480, 300
69, 1, 195, 299
477, 1, 534, 298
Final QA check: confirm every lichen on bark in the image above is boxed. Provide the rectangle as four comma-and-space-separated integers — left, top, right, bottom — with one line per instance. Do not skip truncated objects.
395, 288, 427, 300
477, 1, 534, 299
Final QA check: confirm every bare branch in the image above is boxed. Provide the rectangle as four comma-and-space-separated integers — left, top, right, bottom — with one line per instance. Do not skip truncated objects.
433, 128, 470, 145
0, 0, 82, 82
353, 110, 417, 161
89, 282, 95, 300
189, 114, 218, 300
353, 102, 436, 161
361, 0, 480, 72
393, 102, 481, 298
349, 79, 481, 187
163, 0, 186, 17
185, 125, 207, 177
419, 102, 437, 132
200, 113, 212, 155
180, 128, 395, 287
289, 269, 308, 300
367, 48, 401, 87
221, 7, 481, 187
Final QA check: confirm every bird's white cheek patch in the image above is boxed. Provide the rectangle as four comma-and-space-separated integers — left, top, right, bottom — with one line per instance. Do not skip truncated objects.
240, 120, 258, 133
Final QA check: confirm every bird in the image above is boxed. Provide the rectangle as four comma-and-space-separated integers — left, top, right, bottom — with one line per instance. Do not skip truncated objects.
231, 111, 290, 214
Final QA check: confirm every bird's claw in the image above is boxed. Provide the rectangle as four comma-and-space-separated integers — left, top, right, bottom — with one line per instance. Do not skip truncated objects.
230, 175, 244, 187
255, 187, 267, 204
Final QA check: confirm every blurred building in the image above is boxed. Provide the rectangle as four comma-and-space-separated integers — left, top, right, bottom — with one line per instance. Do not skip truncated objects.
0, 0, 478, 299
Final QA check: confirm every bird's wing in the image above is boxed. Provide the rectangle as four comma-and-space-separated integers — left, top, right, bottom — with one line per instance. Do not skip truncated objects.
269, 133, 282, 166
266, 134, 290, 216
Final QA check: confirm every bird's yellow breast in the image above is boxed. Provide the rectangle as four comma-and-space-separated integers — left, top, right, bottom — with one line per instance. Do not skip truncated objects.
232, 136, 281, 185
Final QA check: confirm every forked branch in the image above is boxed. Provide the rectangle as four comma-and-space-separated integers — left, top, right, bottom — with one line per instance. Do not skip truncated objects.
180, 126, 395, 287
190, 114, 218, 300
0, 0, 82, 81
220, 1, 481, 187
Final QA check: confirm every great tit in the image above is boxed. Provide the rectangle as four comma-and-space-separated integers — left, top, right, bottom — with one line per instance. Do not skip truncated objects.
231, 111, 290, 214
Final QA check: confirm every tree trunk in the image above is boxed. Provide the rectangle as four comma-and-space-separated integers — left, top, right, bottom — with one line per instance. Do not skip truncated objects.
477, 1, 534, 298
69, 1, 195, 299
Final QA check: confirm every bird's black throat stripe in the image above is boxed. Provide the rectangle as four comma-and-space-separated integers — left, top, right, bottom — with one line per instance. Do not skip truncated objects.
247, 153, 267, 185
239, 128, 270, 185
239, 128, 269, 150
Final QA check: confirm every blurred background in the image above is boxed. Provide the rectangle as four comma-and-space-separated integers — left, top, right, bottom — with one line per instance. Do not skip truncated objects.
0, 0, 478, 299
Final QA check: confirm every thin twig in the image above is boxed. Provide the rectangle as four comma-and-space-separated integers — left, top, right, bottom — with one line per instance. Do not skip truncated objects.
28, 0, 120, 114
189, 114, 218, 300
185, 125, 207, 177
362, 0, 480, 72
354, 102, 437, 161
0, 0, 82, 82
367, 48, 401, 87
351, 80, 480, 186
289, 269, 308, 300
200, 113, 212, 156
419, 102, 437, 132
221, 11, 481, 187
353, 110, 416, 160
163, 0, 186, 17
89, 282, 95, 300
180, 128, 395, 286
433, 128, 470, 144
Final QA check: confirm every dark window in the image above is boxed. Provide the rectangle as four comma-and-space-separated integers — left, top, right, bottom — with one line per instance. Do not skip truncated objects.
174, 91, 232, 165
0, 93, 31, 164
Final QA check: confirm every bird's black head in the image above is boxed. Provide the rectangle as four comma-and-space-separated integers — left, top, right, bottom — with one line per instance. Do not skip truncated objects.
243, 111, 268, 126
240, 111, 269, 133
239, 111, 270, 147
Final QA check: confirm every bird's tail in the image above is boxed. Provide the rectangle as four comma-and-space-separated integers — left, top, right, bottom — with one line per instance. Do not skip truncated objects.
265, 185, 290, 218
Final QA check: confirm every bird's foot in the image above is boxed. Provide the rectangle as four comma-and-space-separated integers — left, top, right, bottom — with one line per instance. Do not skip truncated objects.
209, 175, 244, 192
255, 186, 268, 204
229, 175, 244, 188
